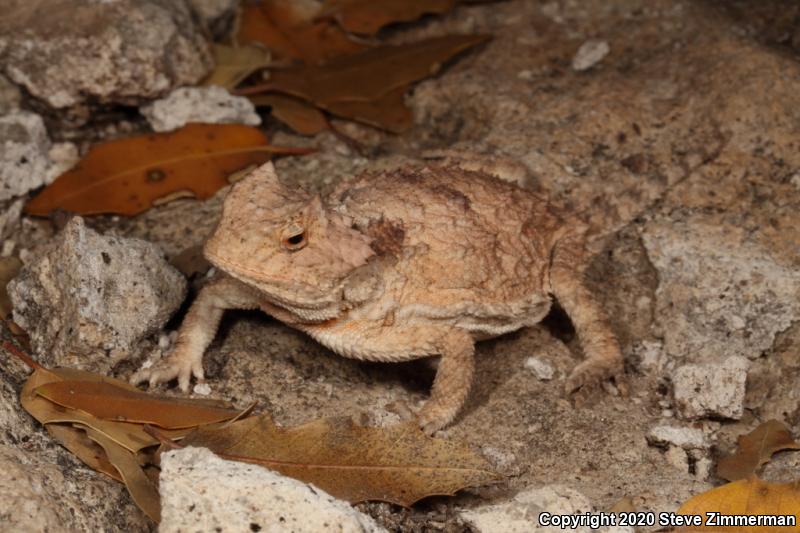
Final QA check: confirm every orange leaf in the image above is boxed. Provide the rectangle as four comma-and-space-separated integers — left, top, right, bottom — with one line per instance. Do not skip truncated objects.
320, 0, 457, 36
717, 420, 800, 481
35, 380, 244, 429
676, 477, 800, 532
24, 124, 311, 216
238, 0, 365, 64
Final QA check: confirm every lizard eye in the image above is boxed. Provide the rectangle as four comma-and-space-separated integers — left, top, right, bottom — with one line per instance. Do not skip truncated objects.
281, 224, 307, 251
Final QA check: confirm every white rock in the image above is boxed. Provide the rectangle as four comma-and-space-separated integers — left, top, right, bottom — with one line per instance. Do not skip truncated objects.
642, 214, 800, 365
572, 39, 610, 71
0, 0, 212, 110
524, 356, 555, 380
141, 86, 261, 132
159, 447, 387, 533
461, 485, 632, 533
8, 217, 187, 371
646, 425, 707, 450
672, 356, 749, 420
0, 111, 52, 201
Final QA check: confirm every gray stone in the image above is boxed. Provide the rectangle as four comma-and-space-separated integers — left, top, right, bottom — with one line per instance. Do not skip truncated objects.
159, 447, 387, 533
672, 357, 749, 420
188, 0, 239, 33
0, 73, 21, 113
572, 39, 610, 71
460, 485, 632, 533
0, 0, 213, 110
141, 85, 261, 132
0, 110, 52, 202
641, 213, 800, 366
646, 425, 707, 450
8, 217, 186, 371
524, 356, 555, 380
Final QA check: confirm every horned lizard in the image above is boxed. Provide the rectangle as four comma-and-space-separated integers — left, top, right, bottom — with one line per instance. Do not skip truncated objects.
133, 162, 625, 434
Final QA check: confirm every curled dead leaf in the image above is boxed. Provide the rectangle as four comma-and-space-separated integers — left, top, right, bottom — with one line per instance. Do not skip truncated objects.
238, 0, 365, 64
717, 420, 800, 482
203, 43, 272, 90
180, 414, 501, 506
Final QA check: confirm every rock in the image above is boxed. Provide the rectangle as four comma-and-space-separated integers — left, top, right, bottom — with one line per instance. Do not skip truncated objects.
159, 447, 387, 533
646, 425, 707, 450
0, 111, 53, 201
571, 39, 610, 71
672, 357, 749, 420
524, 356, 555, 380
0, 0, 213, 110
460, 485, 632, 533
0, 73, 21, 113
0, 441, 148, 532
188, 0, 239, 35
141, 86, 261, 132
8, 217, 186, 371
641, 213, 800, 365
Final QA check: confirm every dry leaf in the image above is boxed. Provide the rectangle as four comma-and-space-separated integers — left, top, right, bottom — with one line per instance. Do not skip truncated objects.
324, 86, 412, 133
46, 423, 123, 482
717, 420, 800, 481
250, 94, 329, 135
0, 256, 22, 319
35, 380, 245, 429
24, 124, 312, 217
239, 34, 488, 131
203, 43, 272, 90
180, 414, 500, 506
238, 0, 365, 64
677, 477, 800, 532
86, 427, 161, 523
320, 0, 457, 35
241, 34, 490, 104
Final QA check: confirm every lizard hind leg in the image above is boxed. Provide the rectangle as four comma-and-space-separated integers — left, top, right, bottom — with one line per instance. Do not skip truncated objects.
549, 234, 627, 401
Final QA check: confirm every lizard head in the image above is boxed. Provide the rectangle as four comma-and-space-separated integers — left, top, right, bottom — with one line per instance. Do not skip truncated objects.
204, 162, 377, 319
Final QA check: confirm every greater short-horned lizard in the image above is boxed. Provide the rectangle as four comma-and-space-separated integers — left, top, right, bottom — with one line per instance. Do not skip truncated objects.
133, 162, 624, 433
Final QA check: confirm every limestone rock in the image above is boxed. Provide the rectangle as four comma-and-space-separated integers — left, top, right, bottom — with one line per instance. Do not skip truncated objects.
646, 425, 707, 450
0, 110, 52, 202
460, 485, 632, 533
641, 212, 800, 366
0, 0, 213, 110
672, 357, 749, 420
159, 447, 387, 533
8, 217, 186, 371
141, 86, 261, 132
572, 39, 610, 71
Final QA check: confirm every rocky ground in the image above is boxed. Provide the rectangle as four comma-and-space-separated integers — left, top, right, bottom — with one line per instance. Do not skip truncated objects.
1, 0, 799, 531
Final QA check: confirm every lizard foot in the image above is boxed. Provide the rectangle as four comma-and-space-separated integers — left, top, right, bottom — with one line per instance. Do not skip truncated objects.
130, 349, 203, 393
565, 356, 627, 405
417, 403, 457, 437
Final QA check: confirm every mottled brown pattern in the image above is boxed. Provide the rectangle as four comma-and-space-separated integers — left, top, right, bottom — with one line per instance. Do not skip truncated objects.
133, 162, 624, 434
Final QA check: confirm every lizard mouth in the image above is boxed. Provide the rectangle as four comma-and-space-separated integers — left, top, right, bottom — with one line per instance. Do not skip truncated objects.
204, 248, 340, 311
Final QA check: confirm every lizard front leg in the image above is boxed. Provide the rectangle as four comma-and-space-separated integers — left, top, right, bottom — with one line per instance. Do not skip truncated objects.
131, 274, 260, 391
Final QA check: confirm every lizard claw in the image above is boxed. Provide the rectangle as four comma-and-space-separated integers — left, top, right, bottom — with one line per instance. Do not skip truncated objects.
131, 350, 204, 392
565, 356, 627, 404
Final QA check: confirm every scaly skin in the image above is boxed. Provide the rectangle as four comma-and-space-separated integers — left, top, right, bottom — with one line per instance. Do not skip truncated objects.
132, 162, 625, 434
